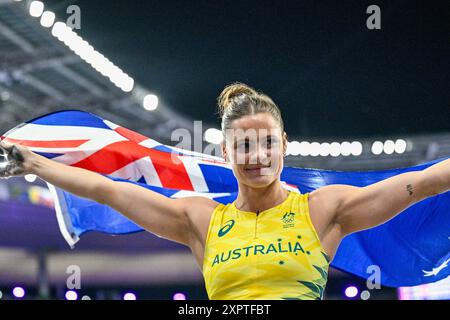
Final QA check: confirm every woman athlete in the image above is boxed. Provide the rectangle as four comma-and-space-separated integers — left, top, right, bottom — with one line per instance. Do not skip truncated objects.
0, 83, 449, 300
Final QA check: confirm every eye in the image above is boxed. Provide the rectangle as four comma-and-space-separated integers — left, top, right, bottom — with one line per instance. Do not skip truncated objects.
237, 141, 250, 153
265, 137, 277, 148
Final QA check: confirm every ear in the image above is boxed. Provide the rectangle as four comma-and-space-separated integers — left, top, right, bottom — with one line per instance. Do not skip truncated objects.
221, 142, 228, 162
282, 131, 288, 156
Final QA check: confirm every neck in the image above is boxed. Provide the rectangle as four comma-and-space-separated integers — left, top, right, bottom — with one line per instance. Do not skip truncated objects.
234, 180, 289, 213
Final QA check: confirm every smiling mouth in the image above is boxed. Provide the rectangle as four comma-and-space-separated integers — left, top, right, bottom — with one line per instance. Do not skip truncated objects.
244, 165, 271, 171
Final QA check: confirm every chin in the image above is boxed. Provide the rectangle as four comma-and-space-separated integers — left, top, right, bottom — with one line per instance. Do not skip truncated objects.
242, 173, 276, 188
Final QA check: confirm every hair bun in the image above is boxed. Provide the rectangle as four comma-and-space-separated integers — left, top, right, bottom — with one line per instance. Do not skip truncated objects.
217, 82, 256, 117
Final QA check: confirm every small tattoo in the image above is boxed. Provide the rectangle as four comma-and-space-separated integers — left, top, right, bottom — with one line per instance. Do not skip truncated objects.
406, 184, 413, 196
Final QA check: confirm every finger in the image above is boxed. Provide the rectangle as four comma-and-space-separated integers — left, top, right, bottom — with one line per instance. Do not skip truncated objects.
0, 145, 8, 158
0, 140, 13, 150
11, 145, 25, 162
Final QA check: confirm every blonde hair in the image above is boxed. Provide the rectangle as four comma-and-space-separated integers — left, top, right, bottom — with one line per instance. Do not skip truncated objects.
217, 82, 284, 136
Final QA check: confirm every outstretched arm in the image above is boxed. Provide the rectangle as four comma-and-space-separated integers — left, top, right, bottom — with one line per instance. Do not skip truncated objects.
0, 142, 211, 246
327, 159, 450, 235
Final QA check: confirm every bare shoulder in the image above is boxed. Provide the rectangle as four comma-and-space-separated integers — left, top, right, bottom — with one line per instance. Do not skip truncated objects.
176, 196, 221, 229
181, 196, 220, 217
178, 196, 221, 248
309, 185, 341, 211
309, 184, 357, 208
308, 185, 357, 259
308, 185, 356, 233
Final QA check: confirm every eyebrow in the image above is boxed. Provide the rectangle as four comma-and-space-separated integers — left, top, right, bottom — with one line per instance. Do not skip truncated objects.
262, 135, 278, 142
233, 135, 279, 144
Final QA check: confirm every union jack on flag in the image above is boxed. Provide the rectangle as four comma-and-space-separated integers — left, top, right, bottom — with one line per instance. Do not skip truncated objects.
1, 110, 449, 287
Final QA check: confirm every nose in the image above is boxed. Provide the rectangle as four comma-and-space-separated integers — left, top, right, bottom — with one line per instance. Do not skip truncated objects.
249, 145, 270, 166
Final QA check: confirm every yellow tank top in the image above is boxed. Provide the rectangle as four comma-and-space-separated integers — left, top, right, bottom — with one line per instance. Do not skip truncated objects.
202, 190, 331, 300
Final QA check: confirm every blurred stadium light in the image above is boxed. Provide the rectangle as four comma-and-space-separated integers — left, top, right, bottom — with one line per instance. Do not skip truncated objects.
0, 0, 192, 143
398, 276, 450, 300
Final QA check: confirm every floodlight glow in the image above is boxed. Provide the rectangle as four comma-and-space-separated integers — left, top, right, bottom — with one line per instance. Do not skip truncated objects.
40, 11, 56, 28
12, 287, 25, 298
65, 290, 78, 300
173, 293, 187, 300
123, 292, 137, 300
395, 139, 407, 154
29, 1, 44, 17
344, 286, 358, 298
371, 141, 383, 155
383, 140, 395, 155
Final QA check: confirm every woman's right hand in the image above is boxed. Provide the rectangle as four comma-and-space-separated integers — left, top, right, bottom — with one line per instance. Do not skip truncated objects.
0, 141, 35, 178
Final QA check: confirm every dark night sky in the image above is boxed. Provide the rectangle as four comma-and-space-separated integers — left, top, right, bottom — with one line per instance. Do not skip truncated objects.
46, 0, 449, 138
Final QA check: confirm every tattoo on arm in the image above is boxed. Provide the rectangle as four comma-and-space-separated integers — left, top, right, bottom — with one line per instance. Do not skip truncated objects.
406, 184, 413, 196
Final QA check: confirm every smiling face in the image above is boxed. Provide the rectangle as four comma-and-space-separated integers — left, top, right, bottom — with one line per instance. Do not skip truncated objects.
221, 112, 287, 189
